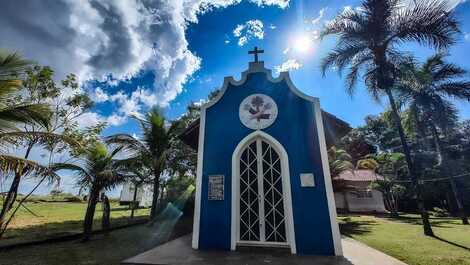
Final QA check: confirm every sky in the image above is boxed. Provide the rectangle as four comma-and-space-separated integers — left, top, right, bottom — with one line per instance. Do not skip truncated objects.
1, 0, 470, 196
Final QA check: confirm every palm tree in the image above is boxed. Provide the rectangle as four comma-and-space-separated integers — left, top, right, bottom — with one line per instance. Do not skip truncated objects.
0, 50, 50, 131
328, 146, 354, 178
53, 142, 128, 240
396, 53, 470, 224
320, 0, 460, 236
106, 108, 176, 219
0, 51, 81, 231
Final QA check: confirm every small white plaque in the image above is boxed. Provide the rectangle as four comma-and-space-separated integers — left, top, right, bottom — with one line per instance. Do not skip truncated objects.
300, 173, 315, 187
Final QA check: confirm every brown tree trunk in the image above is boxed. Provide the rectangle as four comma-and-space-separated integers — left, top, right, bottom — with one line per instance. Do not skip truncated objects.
385, 88, 434, 236
449, 176, 469, 225
101, 195, 111, 232
0, 172, 21, 228
130, 184, 139, 219
0, 143, 34, 228
83, 186, 99, 241
430, 124, 468, 225
150, 168, 161, 220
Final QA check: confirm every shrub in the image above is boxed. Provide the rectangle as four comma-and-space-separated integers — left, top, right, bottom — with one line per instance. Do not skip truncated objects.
431, 207, 449, 217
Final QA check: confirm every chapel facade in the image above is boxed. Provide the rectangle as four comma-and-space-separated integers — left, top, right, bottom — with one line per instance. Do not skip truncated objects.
188, 50, 344, 256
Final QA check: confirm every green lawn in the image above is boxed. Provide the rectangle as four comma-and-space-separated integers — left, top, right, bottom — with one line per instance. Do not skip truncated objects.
339, 214, 470, 265
0, 217, 193, 265
1, 200, 150, 246
1, 202, 469, 265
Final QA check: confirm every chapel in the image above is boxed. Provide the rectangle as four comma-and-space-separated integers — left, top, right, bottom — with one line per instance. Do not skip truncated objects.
180, 47, 351, 256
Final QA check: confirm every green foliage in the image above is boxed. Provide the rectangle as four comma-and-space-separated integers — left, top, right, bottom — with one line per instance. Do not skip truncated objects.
430, 207, 450, 217
327, 146, 354, 178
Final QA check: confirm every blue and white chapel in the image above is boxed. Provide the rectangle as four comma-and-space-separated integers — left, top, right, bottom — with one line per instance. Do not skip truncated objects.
187, 48, 343, 256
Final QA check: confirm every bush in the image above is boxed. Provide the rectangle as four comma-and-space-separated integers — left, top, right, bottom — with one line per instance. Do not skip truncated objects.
63, 195, 83, 202
431, 207, 449, 217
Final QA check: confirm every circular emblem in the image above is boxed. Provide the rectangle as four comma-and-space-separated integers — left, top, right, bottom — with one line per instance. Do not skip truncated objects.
239, 94, 278, 130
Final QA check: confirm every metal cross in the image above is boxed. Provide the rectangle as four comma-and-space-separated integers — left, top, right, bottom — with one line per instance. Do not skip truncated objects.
248, 46, 264, 62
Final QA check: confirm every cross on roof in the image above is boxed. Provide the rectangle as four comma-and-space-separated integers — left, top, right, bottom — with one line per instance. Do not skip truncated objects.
248, 46, 264, 62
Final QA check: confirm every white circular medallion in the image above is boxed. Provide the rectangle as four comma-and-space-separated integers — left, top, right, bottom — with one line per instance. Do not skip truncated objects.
239, 94, 278, 130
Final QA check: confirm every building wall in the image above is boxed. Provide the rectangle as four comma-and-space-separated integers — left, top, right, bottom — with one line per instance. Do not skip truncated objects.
196, 69, 336, 255
334, 181, 387, 213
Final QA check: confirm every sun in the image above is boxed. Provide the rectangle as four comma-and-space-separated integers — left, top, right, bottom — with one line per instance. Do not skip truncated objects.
293, 33, 313, 53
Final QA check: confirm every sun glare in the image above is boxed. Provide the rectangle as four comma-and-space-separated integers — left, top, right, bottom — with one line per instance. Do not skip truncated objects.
293, 34, 313, 53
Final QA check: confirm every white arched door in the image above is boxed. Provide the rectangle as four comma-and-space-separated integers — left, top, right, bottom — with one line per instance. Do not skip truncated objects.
232, 133, 295, 252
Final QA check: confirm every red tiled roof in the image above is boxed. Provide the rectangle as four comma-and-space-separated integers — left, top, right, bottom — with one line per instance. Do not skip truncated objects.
335, 169, 384, 181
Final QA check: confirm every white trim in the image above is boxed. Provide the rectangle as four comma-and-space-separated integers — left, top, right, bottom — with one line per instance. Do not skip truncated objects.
203, 61, 318, 110
313, 99, 343, 256
192, 106, 206, 249
231, 130, 296, 254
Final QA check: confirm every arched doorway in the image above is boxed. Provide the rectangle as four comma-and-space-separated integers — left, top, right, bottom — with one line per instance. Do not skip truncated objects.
231, 131, 296, 253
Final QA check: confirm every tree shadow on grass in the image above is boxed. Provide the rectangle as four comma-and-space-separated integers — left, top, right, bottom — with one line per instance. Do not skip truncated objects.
338, 217, 377, 237
1, 215, 149, 247
384, 215, 459, 228
431, 235, 470, 252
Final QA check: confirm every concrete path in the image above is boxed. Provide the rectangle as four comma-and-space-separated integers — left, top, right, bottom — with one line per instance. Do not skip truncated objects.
122, 234, 407, 265
342, 237, 407, 265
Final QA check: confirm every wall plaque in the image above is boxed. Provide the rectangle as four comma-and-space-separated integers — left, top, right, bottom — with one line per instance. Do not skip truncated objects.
208, 175, 224, 200
300, 173, 315, 187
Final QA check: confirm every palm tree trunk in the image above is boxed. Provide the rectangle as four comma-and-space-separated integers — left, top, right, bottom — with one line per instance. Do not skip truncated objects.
0, 142, 34, 228
449, 177, 469, 225
385, 88, 434, 236
101, 195, 111, 232
430, 125, 443, 167
83, 187, 99, 241
430, 124, 468, 225
131, 184, 139, 219
150, 168, 161, 219
0, 172, 21, 228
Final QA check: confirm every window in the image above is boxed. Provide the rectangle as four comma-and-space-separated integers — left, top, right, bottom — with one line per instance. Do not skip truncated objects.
355, 189, 372, 198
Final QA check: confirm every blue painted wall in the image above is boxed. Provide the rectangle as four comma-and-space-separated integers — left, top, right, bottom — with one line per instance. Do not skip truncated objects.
197, 69, 335, 255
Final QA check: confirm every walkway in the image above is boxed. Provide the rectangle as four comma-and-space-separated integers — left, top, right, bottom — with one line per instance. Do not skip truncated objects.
122, 234, 407, 265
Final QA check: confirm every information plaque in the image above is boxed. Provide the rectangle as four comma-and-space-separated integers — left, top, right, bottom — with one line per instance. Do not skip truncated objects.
208, 175, 224, 200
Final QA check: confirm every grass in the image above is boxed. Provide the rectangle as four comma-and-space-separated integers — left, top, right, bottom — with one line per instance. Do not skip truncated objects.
339, 214, 470, 265
2, 200, 469, 265
1, 200, 150, 246
0, 217, 193, 265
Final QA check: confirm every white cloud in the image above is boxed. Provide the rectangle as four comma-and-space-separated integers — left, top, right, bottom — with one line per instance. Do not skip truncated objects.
225, 39, 231, 44
249, 0, 289, 9
282, 47, 290, 54
90, 87, 110, 103
269, 24, 277, 29
233, 19, 264, 46
311, 7, 327, 25
193, 98, 208, 107
0, 0, 289, 110
106, 113, 127, 126
274, 59, 302, 73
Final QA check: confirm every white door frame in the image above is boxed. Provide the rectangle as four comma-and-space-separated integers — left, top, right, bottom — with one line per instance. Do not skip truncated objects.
231, 130, 296, 254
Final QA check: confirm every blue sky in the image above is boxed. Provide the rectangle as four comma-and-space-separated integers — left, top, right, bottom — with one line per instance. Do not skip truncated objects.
1, 0, 470, 196
98, 0, 470, 139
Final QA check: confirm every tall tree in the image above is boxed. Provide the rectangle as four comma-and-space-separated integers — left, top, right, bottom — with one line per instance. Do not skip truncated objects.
0, 64, 95, 231
320, 0, 459, 236
396, 53, 470, 224
106, 108, 177, 219
53, 142, 128, 240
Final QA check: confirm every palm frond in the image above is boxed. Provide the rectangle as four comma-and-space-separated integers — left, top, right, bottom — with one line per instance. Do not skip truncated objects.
436, 81, 470, 100
0, 131, 81, 148
0, 155, 59, 182
0, 103, 51, 131
391, 0, 459, 49
105, 133, 148, 155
